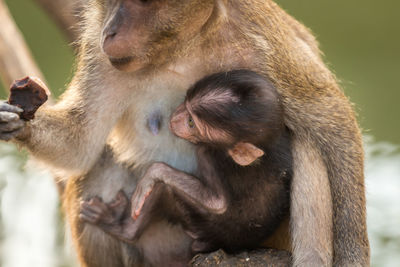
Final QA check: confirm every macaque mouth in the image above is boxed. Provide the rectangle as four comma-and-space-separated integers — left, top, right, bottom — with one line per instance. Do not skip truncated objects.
109, 56, 134, 67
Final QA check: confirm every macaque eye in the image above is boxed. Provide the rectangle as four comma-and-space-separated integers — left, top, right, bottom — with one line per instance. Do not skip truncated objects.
188, 116, 195, 128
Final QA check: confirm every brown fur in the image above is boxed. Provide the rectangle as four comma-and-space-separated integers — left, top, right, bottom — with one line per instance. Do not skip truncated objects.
2, 0, 368, 266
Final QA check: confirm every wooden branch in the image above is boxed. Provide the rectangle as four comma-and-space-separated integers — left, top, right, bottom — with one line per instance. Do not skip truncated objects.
34, 0, 85, 43
0, 0, 45, 90
191, 249, 291, 266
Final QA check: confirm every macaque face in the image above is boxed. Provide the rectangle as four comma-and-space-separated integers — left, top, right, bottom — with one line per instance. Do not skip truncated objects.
99, 0, 214, 72
170, 101, 234, 145
169, 102, 202, 144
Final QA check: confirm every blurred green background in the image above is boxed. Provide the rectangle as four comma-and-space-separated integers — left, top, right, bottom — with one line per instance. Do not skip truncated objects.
2, 0, 399, 145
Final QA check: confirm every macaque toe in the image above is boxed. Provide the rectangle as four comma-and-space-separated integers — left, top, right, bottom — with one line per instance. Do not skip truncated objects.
132, 210, 140, 220
110, 190, 128, 208
79, 208, 101, 224
131, 196, 146, 220
131, 185, 154, 219
87, 202, 108, 215
89, 197, 103, 205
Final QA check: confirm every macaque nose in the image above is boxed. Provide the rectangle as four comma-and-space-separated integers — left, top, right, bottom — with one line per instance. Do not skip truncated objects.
103, 25, 118, 49
104, 30, 117, 43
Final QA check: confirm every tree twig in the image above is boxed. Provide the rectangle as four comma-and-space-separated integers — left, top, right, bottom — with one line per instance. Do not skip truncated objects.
0, 0, 45, 89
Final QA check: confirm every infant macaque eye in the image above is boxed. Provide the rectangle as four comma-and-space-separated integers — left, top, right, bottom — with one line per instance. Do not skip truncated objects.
188, 116, 195, 128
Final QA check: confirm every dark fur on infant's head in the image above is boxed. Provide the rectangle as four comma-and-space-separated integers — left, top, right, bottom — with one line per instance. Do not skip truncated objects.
170, 69, 286, 166
185, 70, 284, 147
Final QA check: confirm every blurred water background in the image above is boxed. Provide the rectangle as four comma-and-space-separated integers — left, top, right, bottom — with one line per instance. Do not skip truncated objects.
0, 0, 399, 266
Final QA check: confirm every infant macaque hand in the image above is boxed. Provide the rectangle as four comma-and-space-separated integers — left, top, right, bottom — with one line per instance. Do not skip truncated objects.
79, 191, 129, 226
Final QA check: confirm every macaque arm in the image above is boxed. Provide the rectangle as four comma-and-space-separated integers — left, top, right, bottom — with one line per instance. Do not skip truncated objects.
82, 183, 182, 242
15, 68, 133, 174
131, 162, 227, 219
80, 161, 227, 243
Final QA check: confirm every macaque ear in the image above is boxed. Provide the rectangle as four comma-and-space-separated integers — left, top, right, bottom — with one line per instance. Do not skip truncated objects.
228, 142, 264, 166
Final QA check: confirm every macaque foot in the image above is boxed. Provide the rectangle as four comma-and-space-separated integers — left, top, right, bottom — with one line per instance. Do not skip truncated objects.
131, 162, 170, 219
131, 179, 156, 220
79, 190, 128, 226
80, 191, 141, 243
0, 102, 26, 141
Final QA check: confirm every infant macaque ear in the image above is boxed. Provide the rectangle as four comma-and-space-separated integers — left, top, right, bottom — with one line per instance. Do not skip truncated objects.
228, 142, 264, 166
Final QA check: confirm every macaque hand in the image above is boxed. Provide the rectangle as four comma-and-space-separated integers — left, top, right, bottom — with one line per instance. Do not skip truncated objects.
0, 102, 26, 141
131, 162, 169, 219
79, 190, 129, 226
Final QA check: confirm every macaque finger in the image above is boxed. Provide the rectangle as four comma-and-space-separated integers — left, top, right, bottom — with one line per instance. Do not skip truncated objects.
87, 197, 110, 212
0, 128, 24, 141
88, 197, 103, 205
0, 102, 23, 114
82, 200, 108, 215
0, 120, 25, 132
110, 190, 128, 208
0, 111, 20, 122
79, 204, 103, 221
79, 211, 101, 224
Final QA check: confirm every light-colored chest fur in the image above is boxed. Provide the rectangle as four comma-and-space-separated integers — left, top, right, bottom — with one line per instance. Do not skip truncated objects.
108, 71, 199, 178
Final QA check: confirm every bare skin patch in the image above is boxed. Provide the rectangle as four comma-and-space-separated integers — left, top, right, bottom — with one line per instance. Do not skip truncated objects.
147, 110, 163, 136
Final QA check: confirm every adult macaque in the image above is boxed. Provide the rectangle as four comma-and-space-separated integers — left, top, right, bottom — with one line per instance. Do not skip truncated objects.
0, 0, 369, 266
80, 70, 292, 259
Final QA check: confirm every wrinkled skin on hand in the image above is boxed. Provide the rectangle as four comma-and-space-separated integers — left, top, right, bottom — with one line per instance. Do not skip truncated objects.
0, 102, 26, 141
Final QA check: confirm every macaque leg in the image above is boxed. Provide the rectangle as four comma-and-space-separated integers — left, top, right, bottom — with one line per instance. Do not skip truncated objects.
131, 162, 227, 220
80, 183, 180, 243
80, 160, 227, 244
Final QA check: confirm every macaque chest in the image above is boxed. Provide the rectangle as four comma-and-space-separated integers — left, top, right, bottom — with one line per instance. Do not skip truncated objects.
111, 85, 198, 175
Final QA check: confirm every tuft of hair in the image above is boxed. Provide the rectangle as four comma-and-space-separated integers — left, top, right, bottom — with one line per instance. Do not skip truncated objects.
186, 70, 285, 146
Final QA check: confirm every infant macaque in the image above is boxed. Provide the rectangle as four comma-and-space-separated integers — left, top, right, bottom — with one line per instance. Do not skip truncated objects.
80, 70, 293, 254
